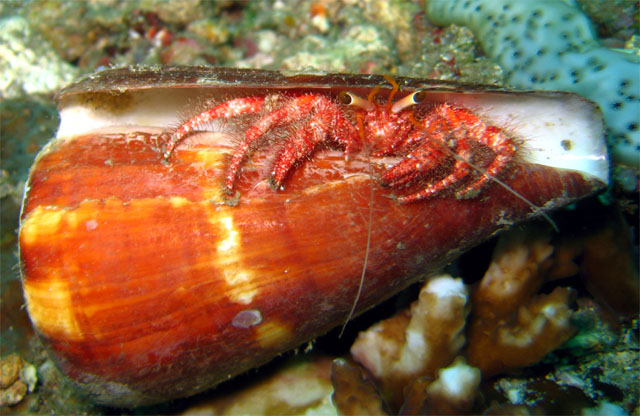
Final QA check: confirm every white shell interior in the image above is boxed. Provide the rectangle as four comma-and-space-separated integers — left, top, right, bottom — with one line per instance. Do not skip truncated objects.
57, 87, 609, 184
445, 93, 609, 184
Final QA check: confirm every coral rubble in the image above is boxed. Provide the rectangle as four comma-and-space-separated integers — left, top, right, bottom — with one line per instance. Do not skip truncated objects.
350, 275, 469, 406
349, 225, 586, 412
0, 354, 37, 407
330, 358, 389, 415
466, 228, 577, 376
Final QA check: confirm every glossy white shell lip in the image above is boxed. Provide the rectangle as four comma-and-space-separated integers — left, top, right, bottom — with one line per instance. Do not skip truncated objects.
447, 93, 609, 185
57, 85, 609, 185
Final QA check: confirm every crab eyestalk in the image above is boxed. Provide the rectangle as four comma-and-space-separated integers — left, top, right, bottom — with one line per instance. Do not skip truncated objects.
391, 90, 426, 113
339, 90, 375, 112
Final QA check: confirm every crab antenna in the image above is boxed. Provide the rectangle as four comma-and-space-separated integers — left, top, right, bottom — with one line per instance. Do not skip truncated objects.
391, 91, 426, 113
356, 112, 366, 143
339, 91, 375, 112
383, 74, 400, 111
367, 85, 381, 104
339, 121, 374, 338
448, 150, 559, 232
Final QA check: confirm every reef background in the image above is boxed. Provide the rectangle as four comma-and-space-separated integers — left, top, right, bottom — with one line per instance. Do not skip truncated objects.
0, 0, 638, 414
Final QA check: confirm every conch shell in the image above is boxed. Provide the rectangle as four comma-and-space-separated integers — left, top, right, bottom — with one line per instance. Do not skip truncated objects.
18, 67, 607, 406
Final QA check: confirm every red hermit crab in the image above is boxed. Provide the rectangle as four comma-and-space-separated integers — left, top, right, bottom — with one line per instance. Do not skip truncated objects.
164, 75, 516, 203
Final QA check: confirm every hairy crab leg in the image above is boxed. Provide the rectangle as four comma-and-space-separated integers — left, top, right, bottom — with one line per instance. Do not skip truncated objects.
271, 124, 319, 187
272, 111, 360, 187
432, 104, 516, 198
378, 109, 455, 187
380, 138, 449, 188
371, 114, 414, 156
455, 124, 516, 198
164, 96, 266, 159
379, 103, 517, 202
225, 94, 360, 193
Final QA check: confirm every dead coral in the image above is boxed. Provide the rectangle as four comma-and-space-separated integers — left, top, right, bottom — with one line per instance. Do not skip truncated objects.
180, 355, 335, 415
347, 225, 587, 412
330, 358, 390, 415
551, 204, 639, 316
350, 274, 469, 406
466, 226, 577, 377
401, 357, 481, 415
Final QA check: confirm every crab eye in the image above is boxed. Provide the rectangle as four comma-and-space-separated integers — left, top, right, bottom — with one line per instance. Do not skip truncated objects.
413, 91, 426, 103
339, 91, 374, 112
338, 91, 353, 105
391, 90, 426, 113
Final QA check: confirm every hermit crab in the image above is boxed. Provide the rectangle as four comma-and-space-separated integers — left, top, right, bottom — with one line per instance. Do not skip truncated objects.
18, 67, 607, 406
164, 75, 518, 204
